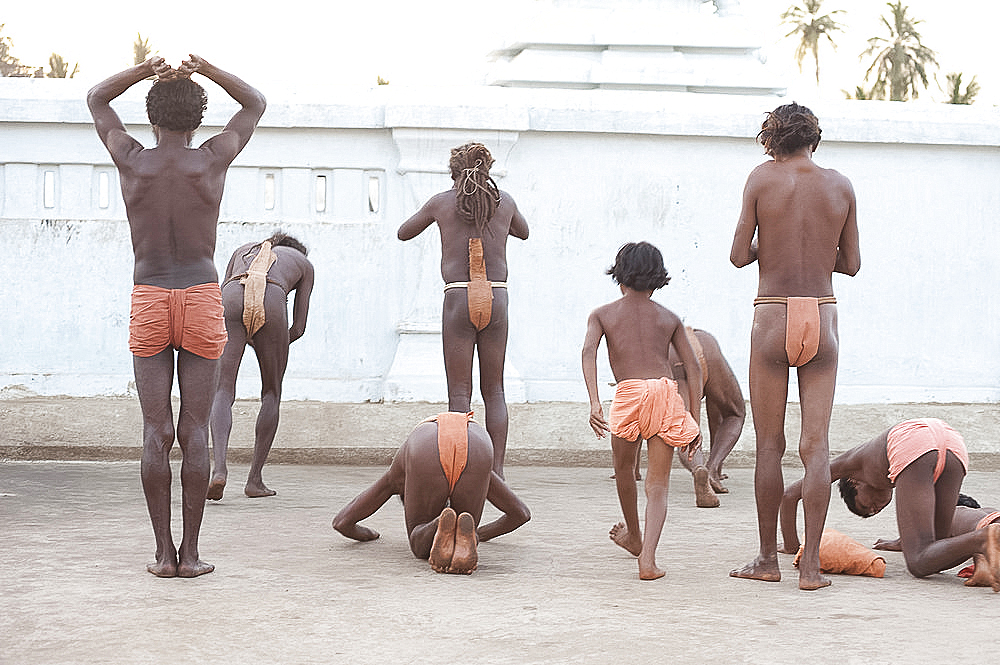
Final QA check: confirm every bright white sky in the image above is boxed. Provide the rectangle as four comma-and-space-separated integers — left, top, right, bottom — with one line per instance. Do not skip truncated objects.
1, 1, 997, 105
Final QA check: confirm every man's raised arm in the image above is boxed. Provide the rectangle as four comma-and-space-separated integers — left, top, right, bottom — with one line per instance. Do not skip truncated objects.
179, 55, 265, 158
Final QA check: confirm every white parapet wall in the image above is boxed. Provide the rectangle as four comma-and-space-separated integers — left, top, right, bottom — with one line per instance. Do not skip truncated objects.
1, 77, 999, 404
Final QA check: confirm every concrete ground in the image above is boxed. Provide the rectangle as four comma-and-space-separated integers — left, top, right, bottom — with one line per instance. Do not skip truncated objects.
2, 398, 1000, 664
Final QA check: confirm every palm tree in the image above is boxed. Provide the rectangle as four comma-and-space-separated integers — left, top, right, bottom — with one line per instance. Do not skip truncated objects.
943, 72, 979, 105
46, 53, 79, 78
861, 2, 937, 101
0, 23, 33, 77
843, 84, 883, 100
781, 0, 846, 85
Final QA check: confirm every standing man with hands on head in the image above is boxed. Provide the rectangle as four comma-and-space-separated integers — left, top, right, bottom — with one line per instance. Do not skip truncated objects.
88, 54, 266, 577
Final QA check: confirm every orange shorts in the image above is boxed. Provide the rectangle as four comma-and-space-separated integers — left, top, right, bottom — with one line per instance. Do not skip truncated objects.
608, 377, 699, 447
886, 418, 968, 483
128, 283, 227, 360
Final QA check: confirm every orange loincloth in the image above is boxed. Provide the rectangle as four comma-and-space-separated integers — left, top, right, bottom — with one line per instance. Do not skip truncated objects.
129, 283, 227, 360
466, 237, 492, 331
240, 241, 277, 338
608, 377, 699, 447
422, 411, 473, 494
794, 528, 886, 578
886, 418, 968, 484
753, 296, 836, 366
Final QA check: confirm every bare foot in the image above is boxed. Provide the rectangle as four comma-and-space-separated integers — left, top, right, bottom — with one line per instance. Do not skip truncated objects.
963, 554, 992, 587
777, 542, 799, 555
693, 467, 719, 508
981, 523, 1000, 592
244, 482, 276, 498
146, 558, 178, 578
448, 512, 479, 574
638, 555, 665, 580
609, 522, 642, 557
709, 475, 729, 494
429, 507, 457, 573
177, 559, 215, 578
206, 476, 226, 501
730, 555, 781, 582
798, 571, 832, 591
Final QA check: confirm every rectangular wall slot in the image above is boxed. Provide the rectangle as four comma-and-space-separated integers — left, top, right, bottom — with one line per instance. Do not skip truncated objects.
264, 173, 275, 210
315, 175, 327, 212
368, 176, 380, 213
98, 172, 110, 209
43, 170, 56, 209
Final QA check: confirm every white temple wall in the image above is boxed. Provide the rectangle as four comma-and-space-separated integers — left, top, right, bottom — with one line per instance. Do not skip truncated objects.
1, 79, 998, 404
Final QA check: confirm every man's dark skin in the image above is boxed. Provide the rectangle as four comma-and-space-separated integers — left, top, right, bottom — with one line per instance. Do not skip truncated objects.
397, 151, 528, 478
729, 105, 860, 590
778, 426, 1000, 590
669, 328, 746, 494
332, 418, 530, 574
88, 55, 265, 577
209, 237, 314, 500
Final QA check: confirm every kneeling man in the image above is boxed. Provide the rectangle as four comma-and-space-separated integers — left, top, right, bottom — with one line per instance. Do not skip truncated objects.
333, 412, 530, 574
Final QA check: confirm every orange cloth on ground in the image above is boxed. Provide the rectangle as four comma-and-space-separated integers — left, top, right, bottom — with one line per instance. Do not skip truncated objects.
466, 238, 493, 331
886, 418, 968, 483
793, 528, 886, 577
684, 327, 709, 388
422, 412, 473, 495
129, 283, 227, 360
240, 241, 277, 338
608, 378, 699, 447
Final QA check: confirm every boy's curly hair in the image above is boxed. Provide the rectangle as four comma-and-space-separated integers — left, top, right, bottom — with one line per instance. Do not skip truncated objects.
606, 242, 671, 292
146, 77, 208, 132
757, 102, 821, 157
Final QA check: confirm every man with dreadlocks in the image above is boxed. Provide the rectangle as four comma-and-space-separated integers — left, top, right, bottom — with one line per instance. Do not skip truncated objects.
208, 232, 315, 500
398, 143, 529, 478
729, 102, 860, 590
88, 55, 265, 577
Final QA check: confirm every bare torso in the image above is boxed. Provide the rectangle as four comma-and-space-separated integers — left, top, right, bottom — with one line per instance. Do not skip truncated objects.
118, 136, 231, 289
398, 188, 529, 283
592, 294, 681, 382
732, 151, 859, 297
224, 242, 311, 293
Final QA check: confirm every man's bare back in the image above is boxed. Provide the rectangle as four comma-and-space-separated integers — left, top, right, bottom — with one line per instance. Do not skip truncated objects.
398, 188, 528, 283
729, 103, 859, 591
88, 55, 265, 577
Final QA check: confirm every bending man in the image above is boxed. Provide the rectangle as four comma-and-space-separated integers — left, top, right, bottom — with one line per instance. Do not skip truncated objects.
209, 232, 314, 499
779, 418, 1000, 591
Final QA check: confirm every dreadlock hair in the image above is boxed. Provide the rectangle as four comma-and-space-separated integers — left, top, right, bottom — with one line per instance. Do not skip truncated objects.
449, 142, 501, 235
606, 241, 671, 292
146, 77, 208, 132
757, 102, 822, 157
266, 231, 308, 256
